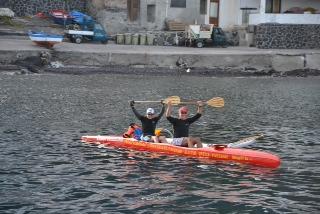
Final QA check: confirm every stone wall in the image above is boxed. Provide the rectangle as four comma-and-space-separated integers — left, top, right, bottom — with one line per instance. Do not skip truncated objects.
0, 0, 10, 7
5, 0, 86, 16
255, 23, 320, 49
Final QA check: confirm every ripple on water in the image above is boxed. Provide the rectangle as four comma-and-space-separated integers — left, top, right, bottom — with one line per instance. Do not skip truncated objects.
0, 74, 319, 213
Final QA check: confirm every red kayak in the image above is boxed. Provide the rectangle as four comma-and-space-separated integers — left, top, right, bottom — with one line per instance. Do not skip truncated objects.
81, 135, 281, 168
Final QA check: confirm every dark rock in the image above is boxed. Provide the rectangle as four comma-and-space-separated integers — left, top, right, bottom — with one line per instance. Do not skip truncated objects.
256, 24, 320, 49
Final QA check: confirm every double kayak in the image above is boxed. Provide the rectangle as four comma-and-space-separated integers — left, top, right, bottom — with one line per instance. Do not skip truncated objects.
81, 135, 281, 168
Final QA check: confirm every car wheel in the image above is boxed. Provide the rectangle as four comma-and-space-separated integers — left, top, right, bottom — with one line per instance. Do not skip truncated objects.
196, 41, 204, 48
75, 37, 82, 44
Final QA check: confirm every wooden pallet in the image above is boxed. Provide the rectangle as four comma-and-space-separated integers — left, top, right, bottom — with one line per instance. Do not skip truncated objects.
167, 20, 186, 31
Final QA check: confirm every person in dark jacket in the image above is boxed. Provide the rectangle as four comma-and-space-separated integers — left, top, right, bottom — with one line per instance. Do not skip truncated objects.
166, 101, 204, 148
130, 100, 167, 143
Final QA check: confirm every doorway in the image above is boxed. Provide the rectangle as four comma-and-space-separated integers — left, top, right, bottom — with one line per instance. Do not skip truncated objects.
128, 0, 140, 21
209, 0, 219, 26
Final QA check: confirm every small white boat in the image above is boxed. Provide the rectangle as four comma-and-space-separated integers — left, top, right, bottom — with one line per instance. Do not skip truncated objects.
28, 30, 64, 48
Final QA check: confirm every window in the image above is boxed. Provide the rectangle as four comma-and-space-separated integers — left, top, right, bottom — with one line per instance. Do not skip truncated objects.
147, 5, 155, 23
200, 0, 207, 14
266, 0, 281, 13
171, 0, 186, 8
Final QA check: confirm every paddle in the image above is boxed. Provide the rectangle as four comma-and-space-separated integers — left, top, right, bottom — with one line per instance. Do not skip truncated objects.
134, 96, 181, 105
180, 97, 225, 108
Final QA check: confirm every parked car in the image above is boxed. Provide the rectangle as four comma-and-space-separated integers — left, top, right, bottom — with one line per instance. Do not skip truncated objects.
186, 24, 228, 48
65, 22, 109, 44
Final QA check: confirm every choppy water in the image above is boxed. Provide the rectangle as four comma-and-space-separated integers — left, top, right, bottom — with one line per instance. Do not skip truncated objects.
0, 72, 319, 214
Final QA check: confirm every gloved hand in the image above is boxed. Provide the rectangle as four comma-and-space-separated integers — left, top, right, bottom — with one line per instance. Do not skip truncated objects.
160, 99, 165, 105
197, 101, 204, 107
130, 100, 135, 107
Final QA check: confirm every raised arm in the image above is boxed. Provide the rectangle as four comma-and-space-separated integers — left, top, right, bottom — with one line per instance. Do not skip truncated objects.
197, 101, 204, 115
157, 101, 165, 118
165, 101, 173, 117
130, 100, 143, 119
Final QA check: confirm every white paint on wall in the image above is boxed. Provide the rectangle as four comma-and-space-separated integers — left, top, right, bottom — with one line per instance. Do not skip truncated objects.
249, 13, 320, 25
219, 0, 241, 29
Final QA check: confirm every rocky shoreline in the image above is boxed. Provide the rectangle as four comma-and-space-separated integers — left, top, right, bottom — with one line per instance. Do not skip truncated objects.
0, 61, 318, 77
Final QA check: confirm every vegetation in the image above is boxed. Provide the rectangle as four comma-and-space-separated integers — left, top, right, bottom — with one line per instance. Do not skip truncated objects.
0, 16, 23, 28
0, 16, 14, 26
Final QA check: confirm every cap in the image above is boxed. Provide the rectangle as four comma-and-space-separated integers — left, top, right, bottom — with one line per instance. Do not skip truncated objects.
146, 108, 155, 115
179, 106, 188, 114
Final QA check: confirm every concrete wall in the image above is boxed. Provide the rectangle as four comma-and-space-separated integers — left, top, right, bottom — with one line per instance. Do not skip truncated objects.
167, 0, 202, 24
87, 0, 131, 35
250, 13, 320, 25
140, 0, 167, 31
139, 0, 205, 31
1, 47, 319, 76
220, 0, 241, 29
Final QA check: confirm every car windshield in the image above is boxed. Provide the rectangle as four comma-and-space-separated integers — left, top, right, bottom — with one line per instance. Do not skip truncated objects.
94, 24, 103, 30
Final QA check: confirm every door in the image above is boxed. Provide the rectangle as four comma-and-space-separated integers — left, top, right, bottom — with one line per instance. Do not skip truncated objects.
128, 0, 140, 21
209, 0, 219, 26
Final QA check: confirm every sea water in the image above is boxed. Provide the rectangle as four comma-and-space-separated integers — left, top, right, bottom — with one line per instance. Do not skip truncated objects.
0, 72, 319, 213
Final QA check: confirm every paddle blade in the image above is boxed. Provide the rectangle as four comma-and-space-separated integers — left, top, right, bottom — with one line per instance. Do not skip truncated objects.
206, 97, 225, 107
164, 96, 181, 105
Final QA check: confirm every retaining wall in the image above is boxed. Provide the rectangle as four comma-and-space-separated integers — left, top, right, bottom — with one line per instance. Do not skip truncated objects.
4, 0, 86, 16
0, 48, 319, 76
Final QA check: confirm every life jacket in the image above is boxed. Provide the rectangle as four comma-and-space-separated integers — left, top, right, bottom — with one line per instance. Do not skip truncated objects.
123, 123, 142, 139
155, 128, 173, 138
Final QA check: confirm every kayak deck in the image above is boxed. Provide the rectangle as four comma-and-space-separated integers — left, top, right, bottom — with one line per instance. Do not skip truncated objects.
81, 136, 281, 168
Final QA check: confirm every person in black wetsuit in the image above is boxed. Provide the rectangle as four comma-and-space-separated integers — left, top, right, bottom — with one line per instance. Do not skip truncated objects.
130, 100, 167, 143
166, 101, 204, 148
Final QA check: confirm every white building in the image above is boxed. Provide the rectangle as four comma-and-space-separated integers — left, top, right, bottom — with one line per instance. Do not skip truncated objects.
134, 0, 320, 29
205, 0, 320, 28
248, 0, 320, 25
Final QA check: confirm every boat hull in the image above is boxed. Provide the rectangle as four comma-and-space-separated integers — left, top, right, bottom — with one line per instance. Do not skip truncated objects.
28, 31, 64, 48
81, 136, 281, 168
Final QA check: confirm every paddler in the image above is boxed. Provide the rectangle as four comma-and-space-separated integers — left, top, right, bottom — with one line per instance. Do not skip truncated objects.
130, 100, 167, 143
166, 101, 204, 148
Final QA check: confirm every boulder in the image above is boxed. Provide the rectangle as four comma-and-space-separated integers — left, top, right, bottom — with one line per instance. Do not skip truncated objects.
0, 8, 14, 17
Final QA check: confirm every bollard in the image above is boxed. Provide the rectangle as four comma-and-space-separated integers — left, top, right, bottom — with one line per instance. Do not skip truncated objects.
132, 34, 139, 45
146, 33, 154, 46
139, 34, 146, 45
116, 34, 124, 44
125, 33, 132, 45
